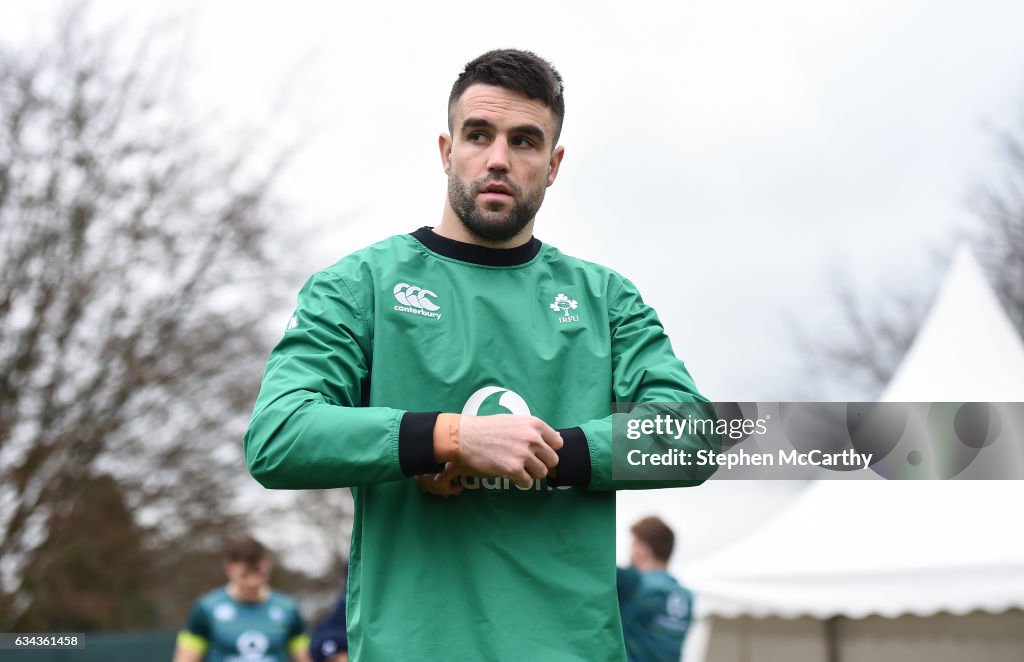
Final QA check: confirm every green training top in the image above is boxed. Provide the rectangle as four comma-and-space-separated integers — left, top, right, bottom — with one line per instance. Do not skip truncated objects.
177, 587, 308, 662
244, 228, 718, 661
618, 568, 694, 662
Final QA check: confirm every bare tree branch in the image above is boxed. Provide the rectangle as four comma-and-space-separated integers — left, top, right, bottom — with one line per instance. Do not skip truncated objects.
796, 105, 1024, 400
0, 3, 347, 629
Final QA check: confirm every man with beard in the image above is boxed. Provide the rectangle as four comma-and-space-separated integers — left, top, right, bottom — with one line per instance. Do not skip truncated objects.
244, 49, 717, 661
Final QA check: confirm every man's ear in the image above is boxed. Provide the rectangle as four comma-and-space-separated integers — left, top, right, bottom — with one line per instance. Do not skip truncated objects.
546, 145, 565, 186
439, 133, 453, 174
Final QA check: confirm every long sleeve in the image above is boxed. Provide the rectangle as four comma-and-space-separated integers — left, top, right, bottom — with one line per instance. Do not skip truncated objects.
175, 600, 211, 656
550, 276, 720, 490
244, 270, 440, 489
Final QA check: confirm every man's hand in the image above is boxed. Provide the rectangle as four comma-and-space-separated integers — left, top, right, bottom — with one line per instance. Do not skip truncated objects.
456, 415, 563, 488
415, 463, 464, 497
172, 646, 202, 662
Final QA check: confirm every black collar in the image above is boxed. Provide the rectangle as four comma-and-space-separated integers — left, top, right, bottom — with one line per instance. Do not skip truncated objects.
410, 227, 542, 267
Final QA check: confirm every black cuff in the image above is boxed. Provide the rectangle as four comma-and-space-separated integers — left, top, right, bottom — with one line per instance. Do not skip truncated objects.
549, 427, 591, 487
398, 411, 443, 476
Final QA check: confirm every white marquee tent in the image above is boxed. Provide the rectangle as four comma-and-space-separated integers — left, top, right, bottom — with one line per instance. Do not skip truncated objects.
880, 245, 1024, 402
674, 246, 1024, 662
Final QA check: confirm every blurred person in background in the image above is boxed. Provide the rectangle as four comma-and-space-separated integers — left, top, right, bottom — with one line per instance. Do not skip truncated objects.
309, 567, 348, 662
618, 516, 694, 662
173, 535, 310, 662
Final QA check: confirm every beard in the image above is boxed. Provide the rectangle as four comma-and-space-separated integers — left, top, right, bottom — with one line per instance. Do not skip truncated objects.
447, 172, 545, 242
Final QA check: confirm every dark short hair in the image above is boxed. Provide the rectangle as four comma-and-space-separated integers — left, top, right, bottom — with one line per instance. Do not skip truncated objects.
448, 49, 565, 144
631, 516, 675, 562
224, 535, 269, 565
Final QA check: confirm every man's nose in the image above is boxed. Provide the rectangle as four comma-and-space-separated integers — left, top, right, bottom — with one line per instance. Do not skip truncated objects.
487, 137, 510, 172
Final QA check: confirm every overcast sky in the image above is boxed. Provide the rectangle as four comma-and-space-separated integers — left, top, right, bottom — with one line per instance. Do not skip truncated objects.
4, 0, 1024, 403
6, 0, 1024, 576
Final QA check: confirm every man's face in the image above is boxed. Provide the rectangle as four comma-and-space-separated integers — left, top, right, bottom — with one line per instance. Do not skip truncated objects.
224, 559, 272, 602
441, 84, 564, 242
630, 538, 652, 568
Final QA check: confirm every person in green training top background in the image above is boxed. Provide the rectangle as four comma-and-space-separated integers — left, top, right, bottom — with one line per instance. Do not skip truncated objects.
173, 536, 310, 662
244, 48, 718, 660
618, 517, 695, 662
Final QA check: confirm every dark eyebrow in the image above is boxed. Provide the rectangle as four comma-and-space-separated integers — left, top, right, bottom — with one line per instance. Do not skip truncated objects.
462, 117, 495, 132
511, 124, 546, 142
461, 118, 546, 143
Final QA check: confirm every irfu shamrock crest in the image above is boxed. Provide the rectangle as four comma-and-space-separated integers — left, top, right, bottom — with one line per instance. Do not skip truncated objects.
549, 293, 579, 315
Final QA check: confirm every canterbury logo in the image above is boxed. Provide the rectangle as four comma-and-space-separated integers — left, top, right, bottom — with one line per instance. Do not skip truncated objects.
393, 282, 442, 320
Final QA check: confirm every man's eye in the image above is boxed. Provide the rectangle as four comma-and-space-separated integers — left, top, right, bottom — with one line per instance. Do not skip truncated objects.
468, 132, 489, 142
511, 136, 535, 148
